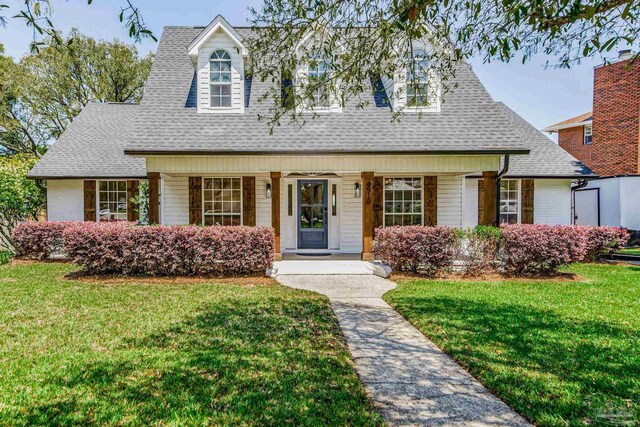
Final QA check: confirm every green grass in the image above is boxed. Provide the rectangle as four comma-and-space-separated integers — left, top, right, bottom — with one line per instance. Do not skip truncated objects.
385, 264, 640, 426
0, 250, 11, 265
618, 247, 640, 256
0, 262, 382, 426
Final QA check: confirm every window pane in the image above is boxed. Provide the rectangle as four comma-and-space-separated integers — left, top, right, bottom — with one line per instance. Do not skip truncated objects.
383, 177, 423, 227
203, 178, 242, 226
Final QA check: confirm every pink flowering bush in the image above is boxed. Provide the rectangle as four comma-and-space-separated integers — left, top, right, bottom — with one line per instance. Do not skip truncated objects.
63, 223, 274, 276
583, 226, 629, 261
373, 226, 460, 276
500, 225, 590, 275
11, 221, 77, 260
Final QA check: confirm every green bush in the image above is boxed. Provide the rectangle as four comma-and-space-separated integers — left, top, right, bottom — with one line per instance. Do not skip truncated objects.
461, 226, 502, 276
0, 251, 12, 265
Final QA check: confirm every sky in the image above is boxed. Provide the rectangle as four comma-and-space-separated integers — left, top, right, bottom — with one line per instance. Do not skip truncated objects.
0, 0, 603, 138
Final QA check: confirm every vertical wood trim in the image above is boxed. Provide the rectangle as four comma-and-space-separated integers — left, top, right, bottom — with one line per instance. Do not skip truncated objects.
423, 176, 438, 226
126, 180, 140, 222
83, 180, 97, 222
271, 172, 282, 259
361, 172, 375, 261
480, 171, 498, 225
242, 176, 256, 226
521, 179, 535, 224
148, 173, 160, 225
188, 177, 203, 225
373, 176, 384, 230
477, 180, 485, 225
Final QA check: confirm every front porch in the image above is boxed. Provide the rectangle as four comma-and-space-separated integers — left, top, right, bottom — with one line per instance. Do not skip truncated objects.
143, 153, 508, 260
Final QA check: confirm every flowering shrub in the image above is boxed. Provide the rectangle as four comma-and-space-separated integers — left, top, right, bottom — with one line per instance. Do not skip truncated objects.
500, 225, 589, 275
373, 226, 460, 276
11, 221, 77, 260
583, 226, 629, 261
460, 226, 502, 276
63, 223, 274, 276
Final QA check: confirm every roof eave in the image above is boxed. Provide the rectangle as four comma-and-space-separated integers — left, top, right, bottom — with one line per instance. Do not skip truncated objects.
123, 148, 531, 156
542, 119, 592, 133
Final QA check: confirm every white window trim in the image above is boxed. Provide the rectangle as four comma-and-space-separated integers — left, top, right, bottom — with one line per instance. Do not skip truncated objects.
394, 48, 442, 113
382, 176, 424, 226
201, 177, 243, 226
584, 125, 593, 145
96, 179, 128, 223
499, 179, 521, 225
209, 49, 233, 110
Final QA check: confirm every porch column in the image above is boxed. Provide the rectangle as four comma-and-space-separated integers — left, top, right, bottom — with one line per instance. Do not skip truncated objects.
481, 171, 498, 226
148, 172, 160, 225
270, 172, 282, 261
361, 171, 375, 261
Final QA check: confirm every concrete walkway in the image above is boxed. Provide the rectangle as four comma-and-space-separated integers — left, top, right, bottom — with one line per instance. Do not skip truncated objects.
276, 275, 530, 427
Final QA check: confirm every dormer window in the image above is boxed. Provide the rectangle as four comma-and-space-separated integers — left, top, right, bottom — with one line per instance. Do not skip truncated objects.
210, 50, 232, 108
584, 125, 592, 145
306, 53, 331, 109
407, 49, 432, 108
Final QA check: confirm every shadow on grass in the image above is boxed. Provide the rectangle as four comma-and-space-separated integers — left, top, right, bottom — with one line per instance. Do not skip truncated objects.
17, 297, 382, 426
388, 295, 640, 425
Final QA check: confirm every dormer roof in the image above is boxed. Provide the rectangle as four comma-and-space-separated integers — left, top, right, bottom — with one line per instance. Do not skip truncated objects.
187, 15, 248, 65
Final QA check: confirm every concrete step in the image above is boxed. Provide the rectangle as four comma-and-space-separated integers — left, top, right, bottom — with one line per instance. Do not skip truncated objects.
268, 260, 391, 278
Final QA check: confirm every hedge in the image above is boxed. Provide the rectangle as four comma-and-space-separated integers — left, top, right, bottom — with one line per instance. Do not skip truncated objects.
11, 221, 78, 260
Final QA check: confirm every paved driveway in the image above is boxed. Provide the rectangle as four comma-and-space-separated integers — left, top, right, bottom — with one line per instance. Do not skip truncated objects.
277, 275, 530, 427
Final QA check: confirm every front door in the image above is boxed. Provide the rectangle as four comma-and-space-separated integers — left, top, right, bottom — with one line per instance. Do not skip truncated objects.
298, 180, 328, 249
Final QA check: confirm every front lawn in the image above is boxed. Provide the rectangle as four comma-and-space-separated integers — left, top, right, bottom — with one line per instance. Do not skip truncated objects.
385, 264, 640, 426
0, 262, 382, 426
618, 247, 640, 256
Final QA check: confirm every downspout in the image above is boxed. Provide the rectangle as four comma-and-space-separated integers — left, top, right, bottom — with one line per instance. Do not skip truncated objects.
571, 179, 589, 224
495, 155, 510, 226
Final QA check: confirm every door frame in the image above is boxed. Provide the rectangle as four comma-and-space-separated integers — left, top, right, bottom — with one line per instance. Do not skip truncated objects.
297, 179, 329, 250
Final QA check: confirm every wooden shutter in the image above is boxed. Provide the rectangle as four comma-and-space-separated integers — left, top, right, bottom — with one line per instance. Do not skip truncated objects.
83, 180, 97, 222
373, 176, 384, 231
148, 173, 160, 225
242, 177, 256, 226
521, 179, 535, 224
188, 177, 202, 225
423, 176, 437, 226
477, 180, 484, 225
127, 180, 140, 222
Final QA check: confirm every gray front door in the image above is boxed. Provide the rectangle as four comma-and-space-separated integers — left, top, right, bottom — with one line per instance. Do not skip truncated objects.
298, 180, 328, 249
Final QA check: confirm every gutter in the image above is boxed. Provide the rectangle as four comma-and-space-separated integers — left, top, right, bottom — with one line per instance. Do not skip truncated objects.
495, 154, 510, 226
123, 148, 531, 156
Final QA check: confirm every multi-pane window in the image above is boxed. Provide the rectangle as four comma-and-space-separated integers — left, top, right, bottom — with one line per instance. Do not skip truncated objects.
210, 50, 232, 108
499, 179, 520, 224
406, 49, 432, 107
384, 177, 423, 226
306, 52, 330, 109
203, 178, 242, 226
98, 181, 127, 222
584, 125, 592, 145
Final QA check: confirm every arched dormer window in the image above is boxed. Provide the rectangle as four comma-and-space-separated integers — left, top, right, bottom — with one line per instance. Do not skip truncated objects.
406, 49, 432, 108
210, 50, 232, 108
306, 52, 331, 109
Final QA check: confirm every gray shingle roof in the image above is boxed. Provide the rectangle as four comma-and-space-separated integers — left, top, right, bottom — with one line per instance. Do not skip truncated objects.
30, 25, 594, 179
28, 103, 146, 179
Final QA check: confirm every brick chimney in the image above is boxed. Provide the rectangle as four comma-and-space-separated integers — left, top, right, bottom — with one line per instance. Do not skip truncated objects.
592, 53, 640, 176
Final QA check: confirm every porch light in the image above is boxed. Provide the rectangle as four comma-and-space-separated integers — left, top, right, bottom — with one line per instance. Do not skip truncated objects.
354, 182, 362, 198
266, 183, 272, 198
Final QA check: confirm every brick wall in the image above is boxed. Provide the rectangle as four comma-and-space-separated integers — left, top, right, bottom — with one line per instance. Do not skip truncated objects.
558, 126, 592, 168
592, 59, 640, 176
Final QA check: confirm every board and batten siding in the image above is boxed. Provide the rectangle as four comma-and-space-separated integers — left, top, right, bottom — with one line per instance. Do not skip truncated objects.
146, 155, 500, 175
197, 31, 244, 114
47, 180, 84, 221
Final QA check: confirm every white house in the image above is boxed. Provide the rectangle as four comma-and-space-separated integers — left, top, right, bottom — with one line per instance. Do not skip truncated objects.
29, 15, 594, 260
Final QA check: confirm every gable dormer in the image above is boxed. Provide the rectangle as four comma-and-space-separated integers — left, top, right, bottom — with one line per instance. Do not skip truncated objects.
188, 15, 248, 113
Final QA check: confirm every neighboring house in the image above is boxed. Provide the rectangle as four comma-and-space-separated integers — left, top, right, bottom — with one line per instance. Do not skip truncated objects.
544, 50, 640, 239
29, 15, 593, 260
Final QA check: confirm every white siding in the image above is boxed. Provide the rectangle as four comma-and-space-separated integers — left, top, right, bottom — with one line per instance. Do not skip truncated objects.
197, 31, 244, 114
463, 178, 479, 227
437, 175, 464, 227
147, 155, 500, 175
582, 176, 640, 229
161, 175, 189, 225
47, 180, 84, 221
255, 178, 272, 227
534, 179, 572, 225
341, 174, 362, 253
